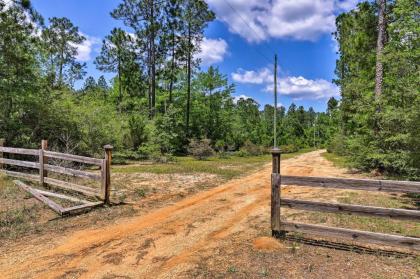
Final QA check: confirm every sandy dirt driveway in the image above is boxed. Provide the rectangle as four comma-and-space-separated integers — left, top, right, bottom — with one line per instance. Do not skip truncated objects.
0, 151, 415, 278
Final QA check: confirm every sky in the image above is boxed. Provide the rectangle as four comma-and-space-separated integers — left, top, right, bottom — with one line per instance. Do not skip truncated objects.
31, 0, 362, 112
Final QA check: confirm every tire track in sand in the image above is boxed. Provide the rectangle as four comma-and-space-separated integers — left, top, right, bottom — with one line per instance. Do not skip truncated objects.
0, 150, 346, 279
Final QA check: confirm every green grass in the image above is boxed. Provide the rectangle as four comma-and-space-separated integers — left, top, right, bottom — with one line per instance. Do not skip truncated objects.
321, 151, 349, 169
112, 148, 315, 179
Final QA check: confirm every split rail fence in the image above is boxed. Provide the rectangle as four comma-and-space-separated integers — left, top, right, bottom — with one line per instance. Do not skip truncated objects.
0, 139, 112, 215
270, 148, 420, 251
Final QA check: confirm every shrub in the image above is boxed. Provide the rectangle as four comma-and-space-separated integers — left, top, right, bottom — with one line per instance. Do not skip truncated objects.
279, 144, 299, 154
239, 140, 264, 156
327, 133, 348, 155
188, 139, 214, 160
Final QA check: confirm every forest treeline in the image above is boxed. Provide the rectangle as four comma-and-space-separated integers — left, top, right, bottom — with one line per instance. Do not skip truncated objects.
332, 0, 419, 179
0, 0, 418, 178
0, 0, 337, 159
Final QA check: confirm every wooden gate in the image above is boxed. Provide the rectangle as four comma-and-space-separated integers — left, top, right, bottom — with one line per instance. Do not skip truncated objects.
0, 139, 113, 215
270, 148, 420, 251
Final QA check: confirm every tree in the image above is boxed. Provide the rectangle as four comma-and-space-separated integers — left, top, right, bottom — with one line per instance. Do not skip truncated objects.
0, 0, 43, 145
163, 0, 183, 104
374, 0, 386, 101
42, 17, 86, 88
95, 28, 135, 108
112, 0, 165, 118
180, 0, 215, 135
82, 76, 97, 92
327, 97, 339, 115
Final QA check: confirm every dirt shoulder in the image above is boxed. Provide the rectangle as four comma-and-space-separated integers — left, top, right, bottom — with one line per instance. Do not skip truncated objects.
0, 150, 418, 279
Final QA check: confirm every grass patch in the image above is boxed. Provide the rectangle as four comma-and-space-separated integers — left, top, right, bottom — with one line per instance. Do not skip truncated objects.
321, 151, 349, 169
134, 187, 150, 198
113, 148, 315, 179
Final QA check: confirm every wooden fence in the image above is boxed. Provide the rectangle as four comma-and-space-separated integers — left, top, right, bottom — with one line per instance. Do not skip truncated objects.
0, 139, 113, 215
270, 148, 420, 251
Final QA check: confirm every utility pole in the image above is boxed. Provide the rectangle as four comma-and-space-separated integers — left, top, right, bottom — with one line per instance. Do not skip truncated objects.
273, 54, 278, 148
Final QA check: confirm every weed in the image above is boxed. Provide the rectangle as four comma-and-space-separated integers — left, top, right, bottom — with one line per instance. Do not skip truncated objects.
227, 266, 237, 273
260, 268, 269, 277
289, 242, 300, 254
134, 187, 149, 198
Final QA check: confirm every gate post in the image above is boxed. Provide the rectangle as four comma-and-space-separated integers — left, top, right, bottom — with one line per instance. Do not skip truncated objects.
103, 145, 113, 205
0, 138, 4, 169
40, 140, 48, 187
271, 148, 284, 238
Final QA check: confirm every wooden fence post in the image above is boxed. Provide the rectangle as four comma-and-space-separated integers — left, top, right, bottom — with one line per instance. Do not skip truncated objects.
39, 140, 48, 187
271, 148, 284, 238
103, 145, 113, 204
0, 138, 4, 169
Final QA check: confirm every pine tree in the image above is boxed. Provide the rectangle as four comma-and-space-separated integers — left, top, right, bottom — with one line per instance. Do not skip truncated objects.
95, 28, 134, 107
42, 17, 86, 88
180, 0, 215, 135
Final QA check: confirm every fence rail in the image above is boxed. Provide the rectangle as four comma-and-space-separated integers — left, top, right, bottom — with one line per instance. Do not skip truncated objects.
270, 149, 420, 252
0, 139, 113, 215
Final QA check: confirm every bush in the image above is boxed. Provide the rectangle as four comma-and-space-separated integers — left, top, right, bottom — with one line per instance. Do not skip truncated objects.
138, 142, 160, 160
279, 144, 299, 154
327, 133, 348, 155
188, 139, 214, 160
239, 140, 264, 156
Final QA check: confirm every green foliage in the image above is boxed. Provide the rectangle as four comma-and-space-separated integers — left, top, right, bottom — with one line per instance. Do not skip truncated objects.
239, 140, 265, 156
332, 0, 419, 179
0, 0, 350, 172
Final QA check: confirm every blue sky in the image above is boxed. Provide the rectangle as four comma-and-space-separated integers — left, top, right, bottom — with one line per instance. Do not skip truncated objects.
31, 0, 361, 112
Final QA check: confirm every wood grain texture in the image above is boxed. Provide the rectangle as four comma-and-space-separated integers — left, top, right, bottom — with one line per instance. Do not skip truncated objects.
280, 221, 420, 251
44, 164, 101, 181
14, 180, 64, 214
281, 198, 420, 221
0, 158, 40, 169
44, 150, 103, 166
36, 189, 91, 204
0, 146, 39, 156
61, 202, 103, 215
44, 177, 99, 197
271, 173, 281, 232
282, 175, 420, 193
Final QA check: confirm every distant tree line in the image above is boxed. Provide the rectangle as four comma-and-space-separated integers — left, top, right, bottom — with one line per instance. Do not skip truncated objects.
0, 0, 340, 162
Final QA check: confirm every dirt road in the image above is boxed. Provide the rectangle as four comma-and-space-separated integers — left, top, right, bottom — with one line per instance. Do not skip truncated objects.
0, 151, 415, 278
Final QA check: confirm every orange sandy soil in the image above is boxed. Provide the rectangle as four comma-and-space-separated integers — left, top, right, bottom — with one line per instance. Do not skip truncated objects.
0, 150, 418, 279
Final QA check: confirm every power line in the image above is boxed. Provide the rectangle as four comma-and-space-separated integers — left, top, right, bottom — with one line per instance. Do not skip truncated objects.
221, 0, 277, 63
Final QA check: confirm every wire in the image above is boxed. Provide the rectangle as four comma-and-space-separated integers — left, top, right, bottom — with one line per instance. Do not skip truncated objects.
221, 0, 277, 63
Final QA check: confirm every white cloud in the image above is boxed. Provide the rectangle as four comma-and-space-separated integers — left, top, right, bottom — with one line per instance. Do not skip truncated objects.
233, 94, 252, 103
71, 33, 101, 62
205, 0, 361, 42
265, 76, 339, 100
232, 67, 339, 100
196, 37, 228, 65
231, 68, 273, 84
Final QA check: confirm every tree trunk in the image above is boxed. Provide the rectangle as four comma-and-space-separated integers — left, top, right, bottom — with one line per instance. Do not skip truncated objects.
169, 27, 176, 104
118, 58, 122, 112
58, 46, 64, 88
186, 22, 192, 136
375, 0, 386, 101
150, 0, 156, 118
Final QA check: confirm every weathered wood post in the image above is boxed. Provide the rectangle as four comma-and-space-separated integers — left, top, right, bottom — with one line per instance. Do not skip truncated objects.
103, 145, 113, 204
39, 140, 48, 187
0, 138, 4, 169
271, 147, 284, 238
